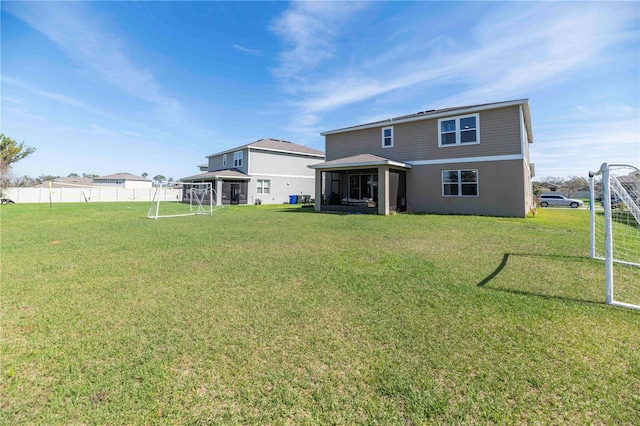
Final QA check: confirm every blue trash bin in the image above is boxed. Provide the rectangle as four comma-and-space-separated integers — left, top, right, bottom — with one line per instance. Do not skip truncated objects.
289, 195, 298, 204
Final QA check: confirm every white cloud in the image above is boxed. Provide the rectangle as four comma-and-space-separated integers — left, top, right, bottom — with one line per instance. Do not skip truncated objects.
571, 104, 638, 119
233, 44, 262, 57
270, 2, 367, 83
272, 2, 637, 121
6, 2, 183, 120
2, 76, 120, 120
2, 76, 86, 107
532, 116, 640, 178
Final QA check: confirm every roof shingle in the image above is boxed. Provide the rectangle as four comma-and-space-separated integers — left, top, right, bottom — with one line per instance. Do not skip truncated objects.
95, 172, 151, 181
206, 138, 324, 158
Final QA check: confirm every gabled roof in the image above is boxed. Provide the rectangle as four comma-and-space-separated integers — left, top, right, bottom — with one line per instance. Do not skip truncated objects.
33, 177, 94, 188
94, 172, 151, 182
536, 182, 562, 189
321, 99, 533, 143
206, 138, 324, 159
181, 169, 251, 182
309, 153, 412, 170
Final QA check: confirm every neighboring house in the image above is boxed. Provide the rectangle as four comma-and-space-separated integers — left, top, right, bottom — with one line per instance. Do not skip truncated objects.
535, 182, 562, 192
93, 173, 153, 189
534, 182, 590, 199
34, 177, 94, 188
310, 99, 535, 217
181, 138, 325, 205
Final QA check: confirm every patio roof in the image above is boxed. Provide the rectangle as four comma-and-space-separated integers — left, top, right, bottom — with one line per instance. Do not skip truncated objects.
181, 169, 251, 181
308, 153, 412, 170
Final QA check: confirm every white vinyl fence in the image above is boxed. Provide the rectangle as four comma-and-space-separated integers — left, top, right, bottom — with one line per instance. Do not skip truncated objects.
3, 186, 182, 204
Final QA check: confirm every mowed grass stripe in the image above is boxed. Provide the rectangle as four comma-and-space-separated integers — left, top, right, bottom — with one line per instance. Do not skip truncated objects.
1, 203, 638, 424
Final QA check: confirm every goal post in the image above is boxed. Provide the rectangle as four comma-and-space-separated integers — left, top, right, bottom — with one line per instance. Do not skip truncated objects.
589, 163, 640, 310
147, 182, 221, 219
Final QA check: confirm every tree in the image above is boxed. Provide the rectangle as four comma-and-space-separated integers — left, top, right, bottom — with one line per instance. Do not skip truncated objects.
68, 173, 80, 177
532, 181, 544, 197
37, 174, 60, 184
82, 173, 99, 178
563, 176, 589, 197
153, 175, 166, 185
141, 172, 148, 179
1, 134, 36, 176
12, 175, 37, 187
538, 176, 564, 187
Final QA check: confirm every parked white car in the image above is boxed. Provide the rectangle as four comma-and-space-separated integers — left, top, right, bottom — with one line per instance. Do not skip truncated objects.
537, 193, 584, 208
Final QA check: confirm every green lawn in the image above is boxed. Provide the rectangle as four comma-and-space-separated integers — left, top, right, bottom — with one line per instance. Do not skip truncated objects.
1, 203, 638, 424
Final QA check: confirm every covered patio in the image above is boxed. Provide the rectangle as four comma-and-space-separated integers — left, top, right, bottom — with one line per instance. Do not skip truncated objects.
309, 154, 410, 215
181, 169, 251, 205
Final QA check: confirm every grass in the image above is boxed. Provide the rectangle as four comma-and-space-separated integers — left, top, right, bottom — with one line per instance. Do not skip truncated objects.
1, 202, 639, 424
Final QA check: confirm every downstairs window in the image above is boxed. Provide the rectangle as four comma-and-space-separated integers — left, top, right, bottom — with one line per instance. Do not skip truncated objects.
442, 169, 478, 196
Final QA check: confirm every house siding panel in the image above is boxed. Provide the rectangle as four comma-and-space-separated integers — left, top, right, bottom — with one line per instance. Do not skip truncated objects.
406, 159, 527, 217
248, 175, 316, 205
248, 150, 321, 204
249, 150, 322, 177
325, 105, 523, 163
326, 128, 380, 161
208, 155, 223, 171
208, 149, 249, 173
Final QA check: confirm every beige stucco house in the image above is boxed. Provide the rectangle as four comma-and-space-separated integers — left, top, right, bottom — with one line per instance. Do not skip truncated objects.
310, 99, 535, 217
182, 138, 324, 205
93, 173, 153, 189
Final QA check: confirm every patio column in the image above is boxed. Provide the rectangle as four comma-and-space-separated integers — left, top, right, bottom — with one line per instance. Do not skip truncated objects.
314, 169, 322, 212
215, 179, 222, 206
378, 166, 390, 215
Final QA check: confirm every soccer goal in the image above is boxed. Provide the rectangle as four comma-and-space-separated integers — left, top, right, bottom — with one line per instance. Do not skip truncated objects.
147, 182, 221, 219
589, 163, 640, 310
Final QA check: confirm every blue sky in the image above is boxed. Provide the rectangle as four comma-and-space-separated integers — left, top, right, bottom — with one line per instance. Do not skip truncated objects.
2, 1, 638, 181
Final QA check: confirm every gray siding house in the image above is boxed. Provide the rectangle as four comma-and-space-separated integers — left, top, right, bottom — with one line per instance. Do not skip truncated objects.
310, 99, 535, 217
182, 138, 324, 205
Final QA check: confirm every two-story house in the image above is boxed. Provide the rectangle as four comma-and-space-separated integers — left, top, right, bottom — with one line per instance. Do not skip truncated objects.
310, 99, 535, 217
181, 138, 325, 205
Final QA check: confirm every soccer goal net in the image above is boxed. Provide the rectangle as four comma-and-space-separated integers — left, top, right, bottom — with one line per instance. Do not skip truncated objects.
589, 163, 640, 310
147, 182, 221, 219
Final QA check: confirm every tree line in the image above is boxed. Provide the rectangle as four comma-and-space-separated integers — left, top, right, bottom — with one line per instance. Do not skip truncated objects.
7, 173, 174, 187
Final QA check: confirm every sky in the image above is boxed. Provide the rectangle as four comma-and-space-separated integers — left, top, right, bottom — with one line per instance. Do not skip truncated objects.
1, 1, 639, 181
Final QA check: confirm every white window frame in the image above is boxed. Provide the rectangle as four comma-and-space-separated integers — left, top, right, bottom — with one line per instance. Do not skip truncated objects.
256, 179, 270, 194
222, 154, 227, 167
442, 169, 479, 197
438, 113, 480, 147
381, 126, 394, 148
233, 151, 243, 167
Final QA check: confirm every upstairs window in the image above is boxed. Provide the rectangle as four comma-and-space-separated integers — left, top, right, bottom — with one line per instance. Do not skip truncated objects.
438, 114, 479, 146
382, 126, 394, 148
222, 154, 227, 167
233, 151, 243, 167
